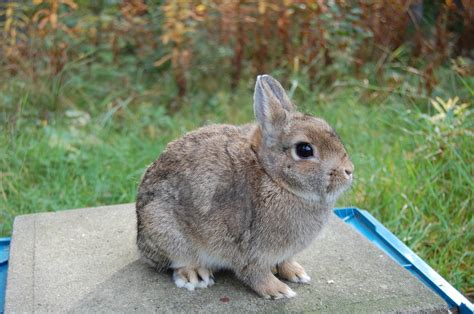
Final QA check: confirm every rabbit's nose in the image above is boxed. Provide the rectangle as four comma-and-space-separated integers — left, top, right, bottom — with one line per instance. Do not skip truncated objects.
344, 169, 353, 179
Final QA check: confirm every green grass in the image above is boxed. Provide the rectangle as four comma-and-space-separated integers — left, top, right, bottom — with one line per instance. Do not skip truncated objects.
0, 63, 472, 299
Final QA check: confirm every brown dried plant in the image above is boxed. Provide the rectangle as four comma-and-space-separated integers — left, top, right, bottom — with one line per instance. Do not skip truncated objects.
1, 0, 469, 96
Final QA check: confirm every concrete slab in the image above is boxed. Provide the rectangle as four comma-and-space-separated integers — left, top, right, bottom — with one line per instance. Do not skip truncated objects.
5, 203, 447, 313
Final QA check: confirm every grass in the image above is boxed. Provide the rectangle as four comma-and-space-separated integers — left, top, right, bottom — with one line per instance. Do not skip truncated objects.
0, 62, 473, 299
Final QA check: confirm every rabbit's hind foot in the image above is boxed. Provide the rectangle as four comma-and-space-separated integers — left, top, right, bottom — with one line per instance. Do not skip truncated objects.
253, 274, 297, 299
277, 260, 311, 284
172, 266, 215, 291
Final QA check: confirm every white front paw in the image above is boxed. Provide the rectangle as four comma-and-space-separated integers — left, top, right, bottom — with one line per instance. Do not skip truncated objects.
173, 266, 215, 291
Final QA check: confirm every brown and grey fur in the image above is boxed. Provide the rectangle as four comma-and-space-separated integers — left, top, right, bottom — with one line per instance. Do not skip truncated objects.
136, 75, 354, 299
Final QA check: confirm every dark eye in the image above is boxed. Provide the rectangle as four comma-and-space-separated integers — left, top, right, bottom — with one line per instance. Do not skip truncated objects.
295, 142, 314, 158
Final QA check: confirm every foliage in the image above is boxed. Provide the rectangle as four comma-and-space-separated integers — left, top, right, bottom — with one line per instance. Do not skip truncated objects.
1, 0, 473, 101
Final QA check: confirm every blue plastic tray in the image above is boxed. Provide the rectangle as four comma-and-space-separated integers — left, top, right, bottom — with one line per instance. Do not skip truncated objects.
0, 237, 10, 312
334, 208, 473, 314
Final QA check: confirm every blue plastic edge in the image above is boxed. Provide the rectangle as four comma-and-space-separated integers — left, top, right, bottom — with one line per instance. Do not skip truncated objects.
0, 237, 10, 313
334, 207, 473, 314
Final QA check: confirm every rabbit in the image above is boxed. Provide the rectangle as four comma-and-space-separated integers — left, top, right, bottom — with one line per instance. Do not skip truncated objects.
136, 75, 354, 299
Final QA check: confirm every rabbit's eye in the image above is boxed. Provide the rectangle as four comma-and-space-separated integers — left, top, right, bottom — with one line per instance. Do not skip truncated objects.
295, 142, 314, 159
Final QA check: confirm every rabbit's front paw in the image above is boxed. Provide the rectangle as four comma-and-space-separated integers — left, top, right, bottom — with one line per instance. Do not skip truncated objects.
173, 266, 215, 291
253, 274, 296, 299
277, 260, 311, 284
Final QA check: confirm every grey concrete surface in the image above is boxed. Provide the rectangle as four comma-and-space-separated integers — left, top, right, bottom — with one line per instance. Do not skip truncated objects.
5, 203, 447, 313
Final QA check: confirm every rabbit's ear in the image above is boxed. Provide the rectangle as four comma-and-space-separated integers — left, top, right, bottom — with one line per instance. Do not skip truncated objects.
254, 75, 294, 142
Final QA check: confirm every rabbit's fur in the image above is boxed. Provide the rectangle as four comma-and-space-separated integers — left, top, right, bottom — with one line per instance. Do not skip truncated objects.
136, 75, 353, 299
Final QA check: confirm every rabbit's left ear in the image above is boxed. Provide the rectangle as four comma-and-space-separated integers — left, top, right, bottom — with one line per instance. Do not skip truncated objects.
253, 75, 295, 143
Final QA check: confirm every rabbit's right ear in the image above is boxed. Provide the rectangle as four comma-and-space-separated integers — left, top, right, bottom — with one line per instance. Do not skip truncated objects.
253, 75, 294, 144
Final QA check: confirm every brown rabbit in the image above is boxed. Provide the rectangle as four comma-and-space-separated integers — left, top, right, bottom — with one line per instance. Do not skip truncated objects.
136, 75, 354, 299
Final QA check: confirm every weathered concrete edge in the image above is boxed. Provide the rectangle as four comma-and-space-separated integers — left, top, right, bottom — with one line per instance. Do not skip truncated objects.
9, 203, 136, 220
5, 203, 136, 313
5, 215, 35, 313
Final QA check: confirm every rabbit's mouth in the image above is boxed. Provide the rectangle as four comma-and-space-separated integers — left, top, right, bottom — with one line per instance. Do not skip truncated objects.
327, 164, 353, 188
326, 173, 352, 198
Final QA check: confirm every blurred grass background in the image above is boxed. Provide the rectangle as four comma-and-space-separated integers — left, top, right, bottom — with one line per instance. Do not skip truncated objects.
0, 0, 473, 299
